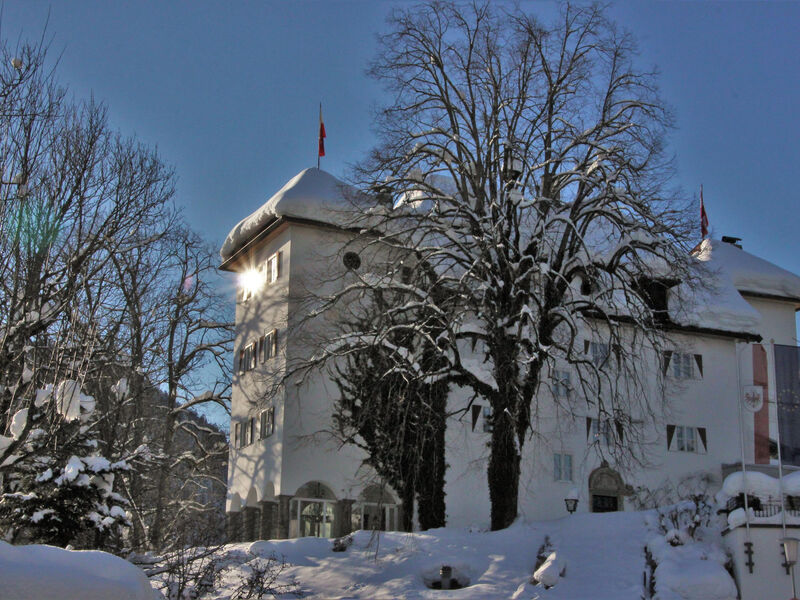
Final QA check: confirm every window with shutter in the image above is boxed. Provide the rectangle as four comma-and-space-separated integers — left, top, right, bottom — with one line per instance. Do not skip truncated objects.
482, 406, 493, 433
667, 424, 706, 453
260, 408, 275, 439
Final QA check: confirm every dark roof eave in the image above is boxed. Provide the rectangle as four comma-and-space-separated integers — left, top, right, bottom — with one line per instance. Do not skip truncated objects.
219, 215, 283, 272
219, 215, 359, 272
582, 309, 762, 343
738, 290, 800, 309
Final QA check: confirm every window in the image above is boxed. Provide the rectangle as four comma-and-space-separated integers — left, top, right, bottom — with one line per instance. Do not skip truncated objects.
483, 405, 493, 433
342, 251, 361, 271
262, 329, 278, 361
554, 453, 573, 481
672, 352, 693, 379
662, 351, 703, 379
238, 343, 257, 374
242, 419, 251, 446
667, 424, 707, 453
266, 252, 281, 284
260, 407, 274, 439
233, 422, 242, 448
589, 342, 610, 367
588, 418, 612, 445
553, 370, 571, 399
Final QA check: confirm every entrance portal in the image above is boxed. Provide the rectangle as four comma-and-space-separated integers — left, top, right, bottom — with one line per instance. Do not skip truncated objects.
588, 463, 631, 513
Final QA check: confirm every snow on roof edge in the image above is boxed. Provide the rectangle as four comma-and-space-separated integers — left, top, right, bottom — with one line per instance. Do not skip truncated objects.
220, 168, 356, 262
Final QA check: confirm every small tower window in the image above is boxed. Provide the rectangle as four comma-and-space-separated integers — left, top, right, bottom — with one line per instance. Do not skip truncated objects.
343, 251, 361, 270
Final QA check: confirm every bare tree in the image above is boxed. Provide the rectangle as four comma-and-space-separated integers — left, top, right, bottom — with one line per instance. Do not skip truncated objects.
0, 33, 175, 545
295, 1, 695, 530
0, 34, 231, 551
92, 226, 233, 551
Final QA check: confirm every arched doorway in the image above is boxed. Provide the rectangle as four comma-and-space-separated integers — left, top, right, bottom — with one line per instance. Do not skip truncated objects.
588, 463, 631, 513
289, 481, 337, 538
352, 484, 399, 532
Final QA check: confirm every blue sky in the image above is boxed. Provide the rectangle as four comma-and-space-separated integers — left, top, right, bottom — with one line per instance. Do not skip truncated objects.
3, 1, 799, 338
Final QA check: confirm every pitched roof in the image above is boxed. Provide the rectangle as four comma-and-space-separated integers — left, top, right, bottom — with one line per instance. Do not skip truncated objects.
693, 238, 800, 301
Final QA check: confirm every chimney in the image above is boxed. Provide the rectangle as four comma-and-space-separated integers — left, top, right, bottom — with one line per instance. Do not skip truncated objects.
721, 235, 743, 249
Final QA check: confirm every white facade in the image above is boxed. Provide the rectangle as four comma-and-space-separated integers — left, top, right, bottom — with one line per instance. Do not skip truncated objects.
220, 168, 800, 540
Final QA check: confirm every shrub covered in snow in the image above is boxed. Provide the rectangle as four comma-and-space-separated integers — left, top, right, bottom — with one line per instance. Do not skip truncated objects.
0, 383, 134, 547
646, 496, 737, 600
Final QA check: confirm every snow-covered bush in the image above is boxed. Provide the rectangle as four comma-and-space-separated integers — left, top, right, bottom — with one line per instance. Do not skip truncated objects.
0, 384, 134, 547
646, 496, 736, 600
655, 495, 714, 545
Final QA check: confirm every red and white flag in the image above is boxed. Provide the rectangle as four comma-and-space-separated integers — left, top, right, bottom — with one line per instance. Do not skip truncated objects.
318, 104, 326, 158
700, 185, 709, 238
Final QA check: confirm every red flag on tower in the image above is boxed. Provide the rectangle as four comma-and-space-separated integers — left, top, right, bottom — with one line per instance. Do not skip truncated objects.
700, 185, 709, 238
318, 103, 326, 159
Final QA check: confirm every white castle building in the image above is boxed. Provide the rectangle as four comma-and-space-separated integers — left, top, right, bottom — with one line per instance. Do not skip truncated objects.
219, 167, 800, 543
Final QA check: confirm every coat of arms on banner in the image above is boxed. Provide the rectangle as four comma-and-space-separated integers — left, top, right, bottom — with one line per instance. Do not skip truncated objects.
742, 385, 764, 413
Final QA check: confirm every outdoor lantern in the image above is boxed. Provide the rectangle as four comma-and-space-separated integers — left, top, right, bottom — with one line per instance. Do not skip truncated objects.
502, 145, 521, 183
565, 489, 579, 514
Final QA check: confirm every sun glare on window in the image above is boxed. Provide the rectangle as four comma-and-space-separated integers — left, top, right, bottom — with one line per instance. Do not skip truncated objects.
240, 268, 264, 299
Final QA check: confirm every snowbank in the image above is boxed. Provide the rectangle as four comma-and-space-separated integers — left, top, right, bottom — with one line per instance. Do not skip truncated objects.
720, 470, 782, 500
0, 541, 155, 600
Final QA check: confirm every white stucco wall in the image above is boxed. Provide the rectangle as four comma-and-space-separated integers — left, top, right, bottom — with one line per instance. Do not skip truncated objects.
227, 224, 290, 511
725, 525, 800, 600
225, 216, 800, 531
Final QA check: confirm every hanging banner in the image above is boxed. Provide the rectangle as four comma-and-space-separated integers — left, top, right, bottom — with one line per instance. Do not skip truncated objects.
775, 344, 800, 466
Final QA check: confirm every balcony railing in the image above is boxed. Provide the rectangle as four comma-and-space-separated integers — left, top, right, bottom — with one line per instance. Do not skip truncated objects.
724, 494, 800, 518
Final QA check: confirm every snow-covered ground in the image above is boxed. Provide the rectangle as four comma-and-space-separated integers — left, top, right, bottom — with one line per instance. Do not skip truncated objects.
1, 508, 738, 599
0, 541, 155, 600
148, 510, 693, 599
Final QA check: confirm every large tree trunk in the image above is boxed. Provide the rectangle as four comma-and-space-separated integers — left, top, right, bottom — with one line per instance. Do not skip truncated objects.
417, 385, 447, 530
399, 477, 415, 532
488, 414, 520, 530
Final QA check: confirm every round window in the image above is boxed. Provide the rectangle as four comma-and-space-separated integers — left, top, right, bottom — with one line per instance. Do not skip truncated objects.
343, 251, 361, 270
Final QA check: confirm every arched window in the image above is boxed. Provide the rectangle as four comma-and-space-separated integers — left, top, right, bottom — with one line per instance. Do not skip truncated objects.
352, 484, 399, 532
289, 481, 337, 538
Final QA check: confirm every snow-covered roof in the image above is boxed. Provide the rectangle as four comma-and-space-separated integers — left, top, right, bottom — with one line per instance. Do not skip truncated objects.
220, 168, 356, 262
694, 238, 800, 301
668, 263, 763, 336
666, 239, 800, 337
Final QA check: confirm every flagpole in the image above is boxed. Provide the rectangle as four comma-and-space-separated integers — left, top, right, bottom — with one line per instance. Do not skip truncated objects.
317, 101, 321, 170
768, 340, 788, 537
736, 342, 752, 540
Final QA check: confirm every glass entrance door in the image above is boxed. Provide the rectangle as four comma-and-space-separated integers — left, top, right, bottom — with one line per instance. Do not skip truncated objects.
591, 494, 619, 513
290, 499, 335, 537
